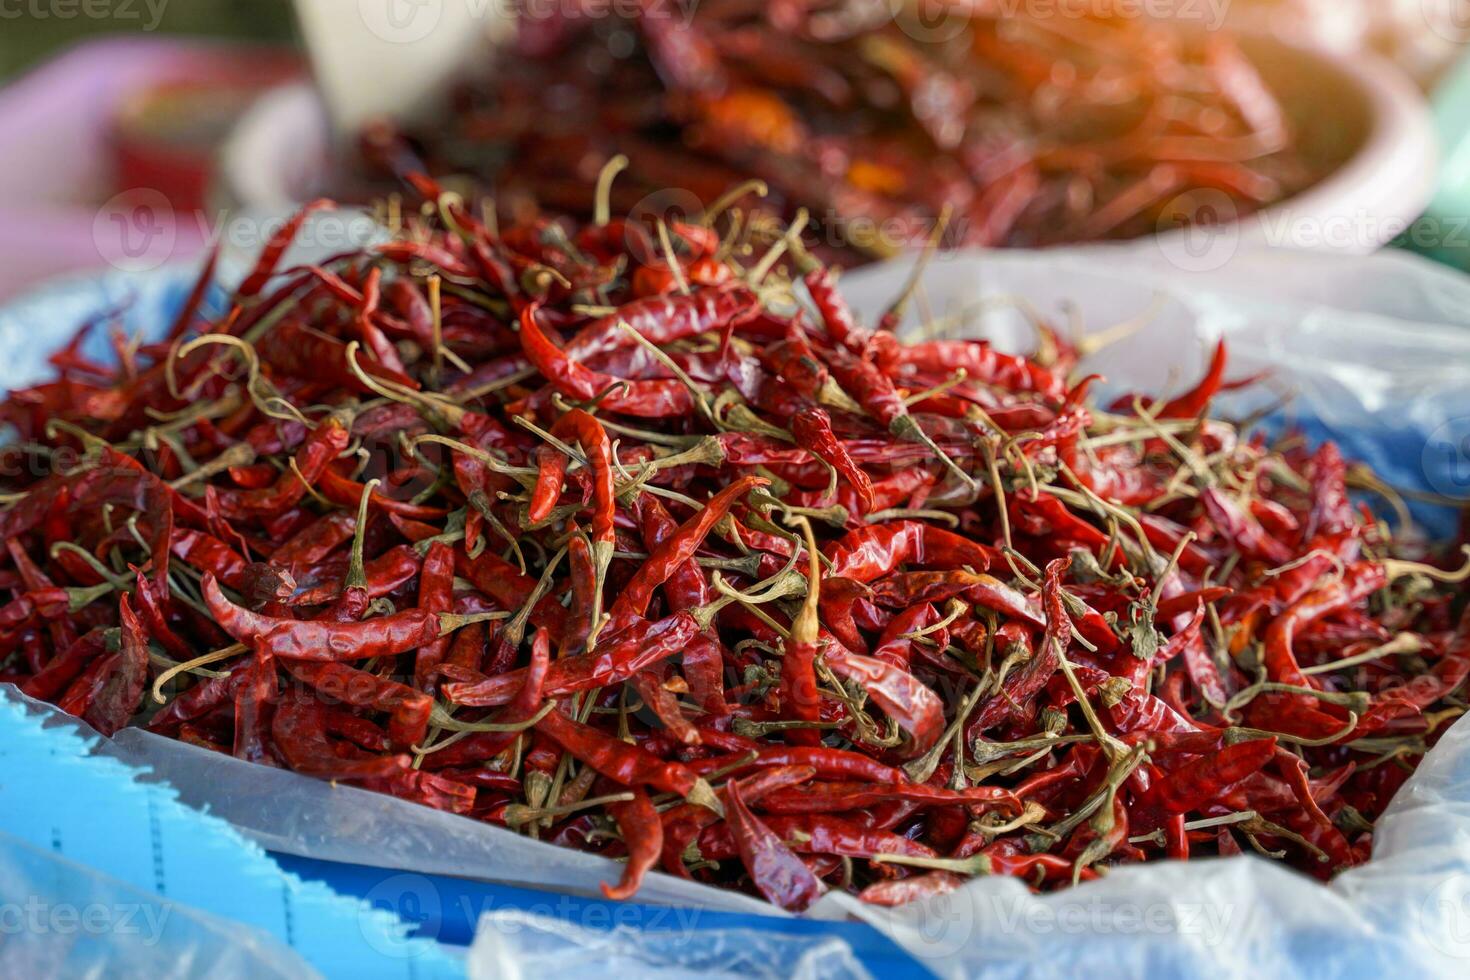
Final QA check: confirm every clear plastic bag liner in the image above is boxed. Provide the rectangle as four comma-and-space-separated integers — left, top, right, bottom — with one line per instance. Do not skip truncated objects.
466, 910, 872, 980
4, 244, 1470, 975
106, 722, 775, 915
0, 687, 463, 979
0, 830, 312, 980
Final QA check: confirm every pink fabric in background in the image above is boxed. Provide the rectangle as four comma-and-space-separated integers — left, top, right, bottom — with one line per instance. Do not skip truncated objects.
0, 37, 293, 301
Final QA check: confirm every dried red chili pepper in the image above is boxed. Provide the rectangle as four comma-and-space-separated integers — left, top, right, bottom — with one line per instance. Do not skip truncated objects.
424, 626, 552, 768
520, 304, 694, 418
660, 765, 815, 879
601, 788, 662, 900
614, 476, 768, 622
1151, 339, 1228, 420
697, 812, 935, 863
413, 542, 456, 691
215, 418, 350, 521
824, 521, 994, 582
566, 285, 757, 361
445, 611, 699, 706
756, 781, 1018, 815
535, 704, 720, 810
721, 777, 824, 912
271, 693, 409, 781
233, 646, 277, 765
1264, 564, 1387, 689
58, 595, 149, 736
237, 199, 332, 298
22, 629, 110, 702
317, 468, 447, 521
203, 574, 487, 662
791, 407, 874, 513
284, 659, 432, 750
1151, 738, 1277, 814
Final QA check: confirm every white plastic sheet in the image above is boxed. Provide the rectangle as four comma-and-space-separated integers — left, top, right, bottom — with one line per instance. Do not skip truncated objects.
468, 910, 872, 980
0, 830, 312, 980
3, 243, 1470, 976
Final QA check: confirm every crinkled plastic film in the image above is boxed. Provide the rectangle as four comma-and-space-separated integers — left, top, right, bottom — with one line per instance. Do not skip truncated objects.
0, 830, 312, 980
0, 685, 465, 979
466, 910, 873, 979
3, 244, 1470, 975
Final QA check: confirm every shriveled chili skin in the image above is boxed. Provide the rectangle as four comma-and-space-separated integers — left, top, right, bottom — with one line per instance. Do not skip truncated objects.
286, 659, 433, 750
601, 789, 663, 900
721, 778, 825, 912
1149, 738, 1278, 814
413, 542, 456, 691
534, 705, 705, 798
565, 285, 758, 361
824, 521, 995, 583
445, 612, 699, 706
689, 732, 910, 785
756, 781, 1018, 815
520, 304, 694, 418
203, 575, 442, 661
696, 812, 936, 863
66, 595, 149, 737
214, 419, 350, 521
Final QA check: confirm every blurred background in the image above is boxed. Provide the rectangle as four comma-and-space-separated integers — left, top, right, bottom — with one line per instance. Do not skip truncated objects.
0, 1, 292, 77
2, 0, 1470, 299
5, 1, 1468, 84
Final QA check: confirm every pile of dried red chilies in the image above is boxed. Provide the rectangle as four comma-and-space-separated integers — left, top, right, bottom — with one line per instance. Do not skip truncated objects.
364, 1, 1313, 259
2, 167, 1467, 912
